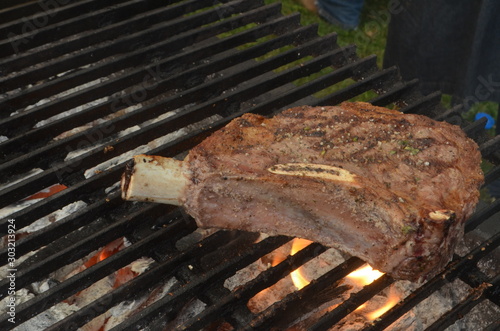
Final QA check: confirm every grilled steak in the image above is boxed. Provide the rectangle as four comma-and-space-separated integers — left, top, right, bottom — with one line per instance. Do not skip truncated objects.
121, 102, 483, 281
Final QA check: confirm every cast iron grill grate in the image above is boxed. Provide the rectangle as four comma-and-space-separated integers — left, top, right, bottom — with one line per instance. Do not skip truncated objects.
0, 0, 499, 330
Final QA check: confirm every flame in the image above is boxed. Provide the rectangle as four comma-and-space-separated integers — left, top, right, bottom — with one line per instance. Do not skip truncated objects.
355, 303, 367, 311
346, 265, 399, 321
291, 268, 310, 290
290, 238, 313, 290
346, 264, 384, 286
365, 288, 399, 320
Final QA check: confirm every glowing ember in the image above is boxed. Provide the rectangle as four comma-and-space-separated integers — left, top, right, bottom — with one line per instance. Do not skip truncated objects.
25, 184, 67, 200
84, 238, 125, 268
346, 264, 384, 286
290, 238, 313, 290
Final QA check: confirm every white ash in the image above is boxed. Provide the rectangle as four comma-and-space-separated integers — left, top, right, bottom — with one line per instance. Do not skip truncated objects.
224, 239, 293, 292
53, 99, 142, 141
67, 256, 154, 307
34, 95, 110, 128
0, 87, 22, 100
130, 257, 155, 274
0, 200, 87, 276
300, 247, 346, 283
459, 298, 500, 330
31, 278, 60, 294
248, 267, 298, 314
51, 251, 98, 284
61, 110, 143, 162
12, 302, 80, 331
0, 288, 35, 316
432, 277, 500, 331
57, 97, 182, 163
102, 301, 143, 331
68, 270, 115, 307
11, 76, 109, 118
167, 299, 207, 330
122, 236, 132, 248
376, 281, 460, 331
82, 114, 223, 179
20, 200, 87, 233
329, 308, 417, 331
0, 251, 37, 280
225, 241, 347, 314
0, 198, 39, 221
23, 256, 157, 331
225, 255, 270, 292
460, 230, 500, 279
102, 276, 180, 330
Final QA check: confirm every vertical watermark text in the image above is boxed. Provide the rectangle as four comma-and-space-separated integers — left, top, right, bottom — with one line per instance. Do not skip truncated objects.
6, 219, 17, 324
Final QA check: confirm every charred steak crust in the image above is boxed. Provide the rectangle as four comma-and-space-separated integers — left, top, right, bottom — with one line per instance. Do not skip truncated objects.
182, 102, 483, 281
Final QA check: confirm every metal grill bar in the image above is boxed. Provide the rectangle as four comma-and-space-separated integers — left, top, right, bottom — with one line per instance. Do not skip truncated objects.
0, 192, 122, 262
0, 1, 267, 129
425, 272, 500, 331
0, 203, 166, 300
360, 230, 500, 331
109, 235, 291, 331
0, 0, 207, 77
0, 0, 222, 60
181, 242, 328, 330
246, 257, 365, 330
0, 0, 53, 25
0, 4, 289, 159
46, 228, 239, 330
0, 206, 193, 329
1, 0, 499, 330
0, 36, 351, 207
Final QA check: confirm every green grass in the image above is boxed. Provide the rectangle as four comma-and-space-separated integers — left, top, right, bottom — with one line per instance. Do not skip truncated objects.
258, 0, 392, 102
266, 0, 391, 67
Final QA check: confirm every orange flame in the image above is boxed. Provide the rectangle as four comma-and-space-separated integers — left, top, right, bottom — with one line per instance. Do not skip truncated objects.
346, 264, 399, 320
346, 264, 384, 286
290, 238, 313, 290
365, 288, 399, 320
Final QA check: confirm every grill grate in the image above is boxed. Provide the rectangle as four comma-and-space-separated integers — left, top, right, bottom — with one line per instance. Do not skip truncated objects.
1, 0, 500, 330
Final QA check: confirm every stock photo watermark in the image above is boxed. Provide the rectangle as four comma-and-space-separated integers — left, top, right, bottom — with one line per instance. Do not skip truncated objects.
8, 0, 71, 54
5, 219, 17, 324
462, 74, 500, 110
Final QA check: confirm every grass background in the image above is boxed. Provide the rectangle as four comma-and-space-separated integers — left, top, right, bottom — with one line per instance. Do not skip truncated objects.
266, 0, 390, 67
266, 0, 498, 135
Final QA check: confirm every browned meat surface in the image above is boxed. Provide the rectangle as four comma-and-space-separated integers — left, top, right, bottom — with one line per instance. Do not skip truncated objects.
123, 102, 484, 281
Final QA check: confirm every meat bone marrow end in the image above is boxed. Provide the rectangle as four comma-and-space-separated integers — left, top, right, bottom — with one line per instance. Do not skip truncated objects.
121, 102, 484, 282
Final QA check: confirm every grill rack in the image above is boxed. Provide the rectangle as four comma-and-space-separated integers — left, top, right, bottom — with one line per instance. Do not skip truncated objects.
1, 0, 499, 330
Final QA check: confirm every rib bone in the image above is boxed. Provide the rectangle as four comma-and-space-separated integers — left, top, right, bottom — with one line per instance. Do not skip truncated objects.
121, 154, 188, 206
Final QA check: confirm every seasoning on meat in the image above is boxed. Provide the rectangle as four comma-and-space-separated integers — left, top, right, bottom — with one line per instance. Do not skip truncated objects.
121, 102, 484, 281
